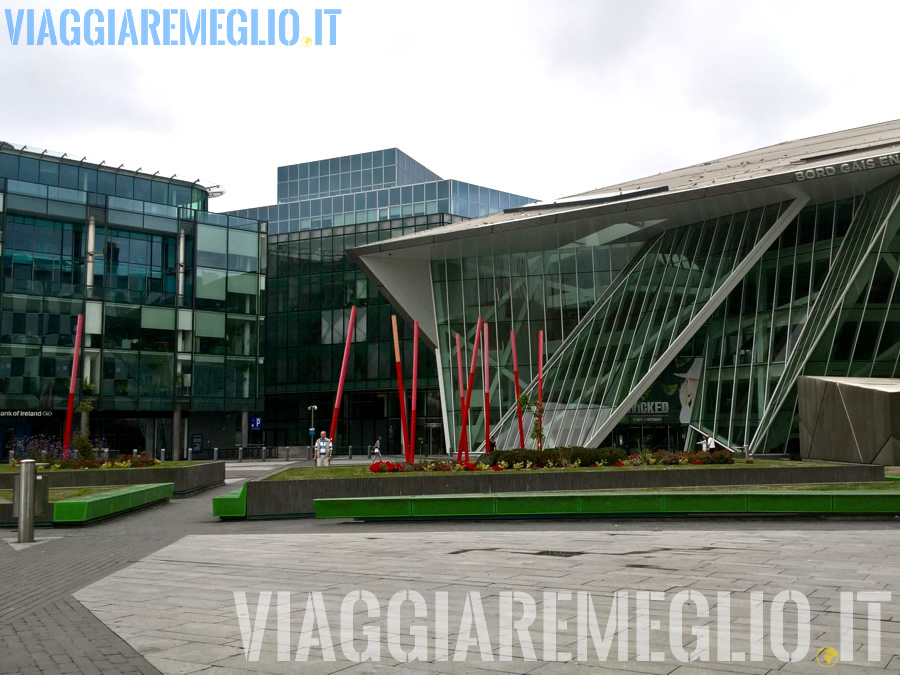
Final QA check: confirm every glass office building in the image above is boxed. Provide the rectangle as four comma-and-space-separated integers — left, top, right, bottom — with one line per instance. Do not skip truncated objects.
228, 149, 532, 452
352, 120, 900, 459
0, 142, 265, 459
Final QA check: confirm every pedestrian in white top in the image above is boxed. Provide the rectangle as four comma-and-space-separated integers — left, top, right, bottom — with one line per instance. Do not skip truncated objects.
371, 436, 382, 461
313, 431, 332, 467
706, 435, 716, 451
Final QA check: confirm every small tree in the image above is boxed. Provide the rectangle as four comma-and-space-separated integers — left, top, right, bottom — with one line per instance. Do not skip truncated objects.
517, 394, 545, 451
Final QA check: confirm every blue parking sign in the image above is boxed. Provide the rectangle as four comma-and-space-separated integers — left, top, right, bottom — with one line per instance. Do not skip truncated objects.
250, 416, 262, 430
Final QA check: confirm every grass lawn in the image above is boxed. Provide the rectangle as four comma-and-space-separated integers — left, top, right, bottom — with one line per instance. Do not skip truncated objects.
0, 486, 119, 502
0, 460, 208, 473
268, 459, 832, 481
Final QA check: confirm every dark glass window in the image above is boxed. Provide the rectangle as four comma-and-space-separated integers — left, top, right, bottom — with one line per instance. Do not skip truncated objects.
0, 152, 18, 179
18, 157, 39, 182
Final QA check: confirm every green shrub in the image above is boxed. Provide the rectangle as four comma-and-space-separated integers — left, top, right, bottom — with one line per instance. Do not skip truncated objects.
72, 431, 94, 461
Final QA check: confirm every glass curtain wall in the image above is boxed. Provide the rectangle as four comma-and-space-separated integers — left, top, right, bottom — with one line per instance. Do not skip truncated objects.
489, 202, 790, 450
432, 237, 643, 452
746, 176, 900, 453
695, 197, 857, 451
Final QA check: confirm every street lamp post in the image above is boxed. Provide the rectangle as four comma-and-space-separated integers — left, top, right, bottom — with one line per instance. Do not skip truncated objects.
308, 405, 317, 460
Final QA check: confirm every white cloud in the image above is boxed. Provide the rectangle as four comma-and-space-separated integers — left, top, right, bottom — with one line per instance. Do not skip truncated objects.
1, 0, 899, 212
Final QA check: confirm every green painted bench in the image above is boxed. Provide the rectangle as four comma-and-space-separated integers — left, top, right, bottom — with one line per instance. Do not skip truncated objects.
53, 483, 174, 524
212, 483, 247, 518
313, 490, 900, 520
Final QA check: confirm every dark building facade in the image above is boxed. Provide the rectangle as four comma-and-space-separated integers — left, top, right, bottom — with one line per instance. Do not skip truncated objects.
0, 143, 265, 459
228, 149, 532, 453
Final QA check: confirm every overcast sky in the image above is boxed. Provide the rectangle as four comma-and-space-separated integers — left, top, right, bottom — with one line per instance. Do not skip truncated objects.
2, 0, 900, 212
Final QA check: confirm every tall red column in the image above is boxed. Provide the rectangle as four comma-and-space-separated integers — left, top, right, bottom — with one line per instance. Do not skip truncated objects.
511, 330, 525, 450
483, 323, 491, 453
455, 334, 467, 459
391, 315, 410, 460
537, 329, 544, 452
62, 313, 84, 459
457, 317, 483, 463
409, 321, 419, 464
329, 306, 356, 442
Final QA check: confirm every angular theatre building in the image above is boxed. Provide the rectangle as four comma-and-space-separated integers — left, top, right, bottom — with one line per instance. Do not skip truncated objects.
352, 120, 900, 459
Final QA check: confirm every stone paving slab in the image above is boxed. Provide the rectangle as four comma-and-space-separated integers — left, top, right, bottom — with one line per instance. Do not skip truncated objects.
73, 529, 900, 674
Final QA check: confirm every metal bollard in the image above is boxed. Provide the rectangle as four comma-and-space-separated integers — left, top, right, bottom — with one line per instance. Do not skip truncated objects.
238, 446, 243, 462
17, 459, 36, 544
187, 447, 193, 462
349, 445, 353, 460
262, 446, 267, 462
132, 448, 138, 457
160, 447, 166, 462
214, 447, 219, 461
285, 445, 290, 462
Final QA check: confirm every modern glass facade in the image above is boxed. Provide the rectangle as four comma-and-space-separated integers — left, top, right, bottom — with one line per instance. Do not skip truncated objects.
486, 179, 900, 456
230, 148, 532, 452
0, 143, 265, 458
352, 123, 900, 460
430, 237, 644, 453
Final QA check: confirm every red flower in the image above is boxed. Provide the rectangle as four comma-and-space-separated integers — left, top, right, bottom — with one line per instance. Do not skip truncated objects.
614, 460, 625, 467
463, 461, 477, 471
491, 465, 503, 471
691, 460, 703, 465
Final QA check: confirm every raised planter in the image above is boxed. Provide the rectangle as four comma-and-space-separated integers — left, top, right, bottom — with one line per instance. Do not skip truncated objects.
53, 483, 174, 524
0, 462, 224, 496
0, 477, 51, 527
244, 463, 885, 519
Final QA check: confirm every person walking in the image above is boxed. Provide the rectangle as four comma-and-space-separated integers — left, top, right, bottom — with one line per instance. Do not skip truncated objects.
313, 431, 332, 467
706, 434, 716, 452
371, 435, 382, 461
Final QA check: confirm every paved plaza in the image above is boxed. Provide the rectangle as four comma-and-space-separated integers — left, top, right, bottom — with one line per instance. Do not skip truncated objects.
2, 464, 900, 673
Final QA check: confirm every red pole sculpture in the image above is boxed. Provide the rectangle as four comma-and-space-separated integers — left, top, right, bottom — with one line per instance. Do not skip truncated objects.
329, 305, 356, 443
63, 313, 84, 459
391, 315, 411, 460
537, 329, 544, 452
455, 334, 467, 460
457, 317, 483, 463
483, 323, 491, 453
511, 330, 526, 450
409, 321, 419, 464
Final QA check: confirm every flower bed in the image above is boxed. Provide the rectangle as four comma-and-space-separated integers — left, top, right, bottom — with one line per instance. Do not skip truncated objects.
366, 448, 735, 474
9, 454, 162, 471
486, 447, 734, 469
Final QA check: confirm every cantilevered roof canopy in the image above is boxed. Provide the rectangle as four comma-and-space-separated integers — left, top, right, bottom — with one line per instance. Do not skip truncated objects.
350, 119, 900, 348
